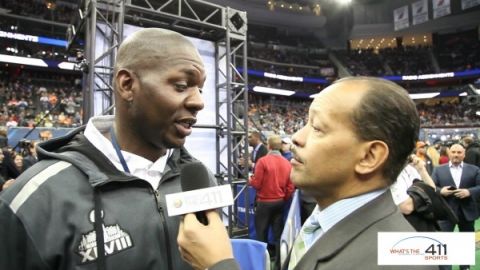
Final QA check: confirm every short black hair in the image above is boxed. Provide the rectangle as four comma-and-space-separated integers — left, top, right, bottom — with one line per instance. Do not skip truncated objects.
336, 77, 420, 184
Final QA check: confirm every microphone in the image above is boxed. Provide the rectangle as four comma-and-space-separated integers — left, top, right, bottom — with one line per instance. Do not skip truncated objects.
180, 162, 211, 225
164, 162, 234, 222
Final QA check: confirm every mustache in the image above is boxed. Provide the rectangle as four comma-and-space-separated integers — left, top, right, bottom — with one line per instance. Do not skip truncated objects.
290, 144, 303, 163
290, 144, 296, 155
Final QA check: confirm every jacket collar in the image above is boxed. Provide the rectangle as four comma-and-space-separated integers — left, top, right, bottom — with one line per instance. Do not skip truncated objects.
294, 191, 396, 269
36, 125, 195, 187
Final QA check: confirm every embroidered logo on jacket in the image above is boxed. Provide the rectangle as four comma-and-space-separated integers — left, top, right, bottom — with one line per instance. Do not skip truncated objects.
77, 210, 134, 263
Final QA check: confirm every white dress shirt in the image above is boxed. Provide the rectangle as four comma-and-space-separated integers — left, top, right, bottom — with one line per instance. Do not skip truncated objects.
449, 161, 463, 188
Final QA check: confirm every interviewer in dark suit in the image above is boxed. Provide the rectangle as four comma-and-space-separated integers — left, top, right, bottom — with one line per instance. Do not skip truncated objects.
177, 77, 436, 270
431, 143, 480, 270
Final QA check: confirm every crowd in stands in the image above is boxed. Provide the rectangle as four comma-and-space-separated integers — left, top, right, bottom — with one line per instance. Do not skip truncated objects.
248, 25, 480, 79
248, 93, 480, 136
0, 0, 76, 24
381, 45, 435, 75
0, 66, 81, 189
417, 99, 480, 127
242, 24, 337, 95
248, 94, 309, 135
247, 43, 333, 72
3, 73, 477, 138
337, 45, 436, 77
0, 69, 83, 129
244, 28, 479, 100
435, 28, 480, 72
335, 48, 386, 76
0, 3, 479, 139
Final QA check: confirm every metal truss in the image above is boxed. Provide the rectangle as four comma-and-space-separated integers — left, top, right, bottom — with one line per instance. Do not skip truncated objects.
68, 0, 125, 122
215, 7, 250, 238
69, 0, 250, 237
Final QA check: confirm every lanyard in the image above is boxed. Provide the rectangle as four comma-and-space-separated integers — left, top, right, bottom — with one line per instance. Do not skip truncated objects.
110, 127, 130, 173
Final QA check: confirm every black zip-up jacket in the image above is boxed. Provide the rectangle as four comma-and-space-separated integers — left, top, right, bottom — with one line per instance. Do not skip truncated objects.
0, 125, 216, 270
465, 141, 480, 168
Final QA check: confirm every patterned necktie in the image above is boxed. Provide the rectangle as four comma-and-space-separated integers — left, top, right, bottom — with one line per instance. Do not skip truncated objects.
288, 215, 322, 269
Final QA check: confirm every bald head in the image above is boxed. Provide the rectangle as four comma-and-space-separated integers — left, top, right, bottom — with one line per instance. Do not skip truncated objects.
450, 144, 465, 150
449, 143, 465, 166
112, 28, 206, 161
115, 28, 198, 74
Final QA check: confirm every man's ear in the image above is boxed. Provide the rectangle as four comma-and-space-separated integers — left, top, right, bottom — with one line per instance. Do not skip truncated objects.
115, 69, 135, 102
355, 140, 389, 175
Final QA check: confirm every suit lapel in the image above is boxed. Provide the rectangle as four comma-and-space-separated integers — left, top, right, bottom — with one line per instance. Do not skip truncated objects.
459, 164, 469, 188
443, 165, 457, 187
293, 191, 396, 269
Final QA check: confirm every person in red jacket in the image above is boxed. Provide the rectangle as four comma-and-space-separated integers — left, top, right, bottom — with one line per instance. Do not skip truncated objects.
249, 134, 294, 269
439, 146, 449, 165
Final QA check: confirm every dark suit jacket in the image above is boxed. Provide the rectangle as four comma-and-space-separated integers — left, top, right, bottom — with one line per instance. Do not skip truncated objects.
211, 191, 435, 270
431, 163, 480, 221
252, 143, 268, 164
283, 191, 436, 270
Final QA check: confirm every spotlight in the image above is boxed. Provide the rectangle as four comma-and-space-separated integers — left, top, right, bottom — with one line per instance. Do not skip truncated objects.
45, 0, 56, 9
227, 9, 247, 35
467, 96, 479, 106
230, 13, 244, 31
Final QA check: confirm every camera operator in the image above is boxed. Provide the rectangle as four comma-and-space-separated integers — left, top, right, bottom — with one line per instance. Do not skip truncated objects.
0, 149, 20, 191
0, 150, 9, 191
18, 140, 38, 170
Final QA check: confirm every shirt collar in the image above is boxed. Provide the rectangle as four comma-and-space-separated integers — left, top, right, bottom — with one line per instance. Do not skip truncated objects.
84, 115, 171, 175
269, 150, 281, 156
449, 161, 463, 168
311, 188, 387, 233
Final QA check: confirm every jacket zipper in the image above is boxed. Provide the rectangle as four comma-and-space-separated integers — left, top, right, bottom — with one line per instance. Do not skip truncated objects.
154, 189, 173, 270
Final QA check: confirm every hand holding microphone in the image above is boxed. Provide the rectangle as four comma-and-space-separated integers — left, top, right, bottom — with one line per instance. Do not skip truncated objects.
172, 162, 236, 269
177, 210, 234, 270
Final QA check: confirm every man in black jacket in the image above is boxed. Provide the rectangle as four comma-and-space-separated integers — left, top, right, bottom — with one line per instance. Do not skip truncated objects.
462, 136, 480, 168
248, 131, 268, 170
0, 28, 214, 270
462, 135, 480, 227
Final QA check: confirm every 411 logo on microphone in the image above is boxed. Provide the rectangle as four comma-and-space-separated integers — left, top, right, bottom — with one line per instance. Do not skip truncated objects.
165, 185, 234, 217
